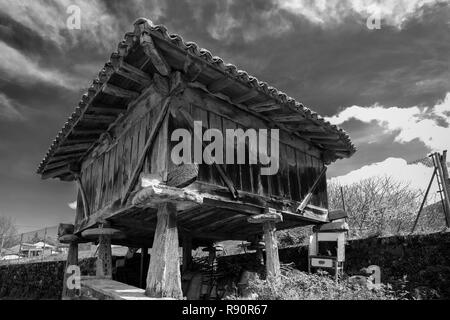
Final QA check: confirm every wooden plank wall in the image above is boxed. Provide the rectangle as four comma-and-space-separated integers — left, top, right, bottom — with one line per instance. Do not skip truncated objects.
77, 91, 328, 219
179, 104, 328, 207
78, 106, 168, 218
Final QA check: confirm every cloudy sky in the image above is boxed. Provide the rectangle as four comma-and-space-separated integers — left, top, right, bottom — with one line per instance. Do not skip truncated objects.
0, 0, 449, 232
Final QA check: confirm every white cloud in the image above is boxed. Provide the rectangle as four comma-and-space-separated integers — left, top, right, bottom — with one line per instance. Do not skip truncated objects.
202, 0, 444, 41
329, 157, 439, 196
68, 201, 77, 210
0, 41, 80, 89
326, 92, 450, 152
277, 0, 444, 28
204, 0, 292, 42
0, 93, 24, 121
0, 0, 120, 50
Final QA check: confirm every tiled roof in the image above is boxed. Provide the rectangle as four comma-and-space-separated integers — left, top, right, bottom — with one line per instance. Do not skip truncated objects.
37, 18, 355, 178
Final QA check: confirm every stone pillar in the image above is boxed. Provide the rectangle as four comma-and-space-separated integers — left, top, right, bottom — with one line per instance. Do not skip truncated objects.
96, 234, 112, 278
82, 224, 124, 279
62, 242, 79, 300
146, 203, 182, 299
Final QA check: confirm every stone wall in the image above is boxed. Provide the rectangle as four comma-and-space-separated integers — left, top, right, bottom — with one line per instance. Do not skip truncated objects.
1, 232, 449, 299
344, 232, 450, 298
0, 258, 96, 300
217, 232, 450, 298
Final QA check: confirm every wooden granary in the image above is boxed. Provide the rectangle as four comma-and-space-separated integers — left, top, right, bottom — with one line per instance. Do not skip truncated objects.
37, 18, 355, 299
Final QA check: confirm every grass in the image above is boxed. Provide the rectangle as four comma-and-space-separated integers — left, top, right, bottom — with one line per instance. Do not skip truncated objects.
229, 268, 399, 300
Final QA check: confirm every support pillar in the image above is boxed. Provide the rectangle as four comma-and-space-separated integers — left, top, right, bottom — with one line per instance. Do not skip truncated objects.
140, 247, 148, 288
247, 209, 282, 281
256, 247, 264, 265
82, 224, 124, 279
61, 242, 79, 300
251, 240, 265, 266
263, 221, 280, 279
96, 234, 112, 278
146, 203, 182, 299
182, 235, 192, 273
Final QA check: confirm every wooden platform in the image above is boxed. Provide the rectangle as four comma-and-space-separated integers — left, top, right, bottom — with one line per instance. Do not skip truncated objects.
80, 277, 173, 300
74, 180, 328, 248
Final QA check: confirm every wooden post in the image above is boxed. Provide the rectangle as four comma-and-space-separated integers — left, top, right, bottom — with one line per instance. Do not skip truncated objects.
182, 235, 192, 273
207, 246, 216, 266
438, 151, 450, 227
140, 247, 148, 288
255, 246, 264, 265
97, 234, 112, 278
247, 209, 282, 281
146, 203, 182, 299
62, 242, 79, 300
263, 221, 281, 279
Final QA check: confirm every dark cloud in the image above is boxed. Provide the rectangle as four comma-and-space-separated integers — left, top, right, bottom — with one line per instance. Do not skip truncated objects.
0, 0, 448, 230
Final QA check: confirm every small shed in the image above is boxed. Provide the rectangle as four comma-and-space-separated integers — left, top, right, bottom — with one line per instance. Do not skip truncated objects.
37, 18, 355, 299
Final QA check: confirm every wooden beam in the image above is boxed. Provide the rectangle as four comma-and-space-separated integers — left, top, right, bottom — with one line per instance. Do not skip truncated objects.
122, 97, 172, 205
132, 179, 204, 207
102, 83, 140, 99
297, 166, 327, 212
41, 165, 71, 180
115, 61, 152, 86
146, 203, 182, 298
207, 77, 233, 93
310, 137, 341, 144
47, 153, 85, 163
272, 115, 308, 123
191, 214, 246, 234
317, 142, 347, 149
76, 176, 90, 219
183, 55, 204, 82
88, 107, 125, 115
335, 151, 351, 158
71, 129, 104, 136
58, 143, 92, 153
202, 198, 262, 215
296, 125, 325, 132
63, 138, 97, 145
232, 90, 259, 104
306, 204, 328, 214
140, 33, 171, 76
248, 210, 282, 224
81, 114, 117, 124
298, 131, 338, 139
249, 100, 277, 109
248, 101, 280, 113
44, 160, 77, 171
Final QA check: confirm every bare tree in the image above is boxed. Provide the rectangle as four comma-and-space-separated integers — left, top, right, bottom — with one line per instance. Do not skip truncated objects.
328, 176, 423, 238
0, 215, 19, 249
